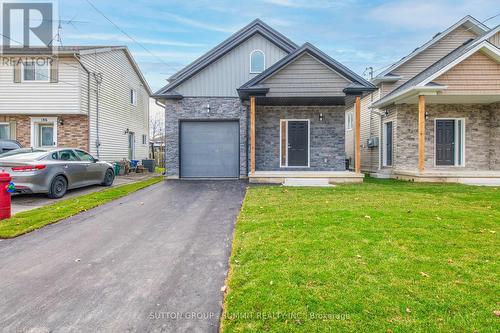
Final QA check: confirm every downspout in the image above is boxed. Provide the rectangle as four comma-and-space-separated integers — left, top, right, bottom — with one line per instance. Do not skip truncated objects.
74, 54, 91, 151
155, 99, 166, 170
94, 73, 103, 159
370, 107, 385, 170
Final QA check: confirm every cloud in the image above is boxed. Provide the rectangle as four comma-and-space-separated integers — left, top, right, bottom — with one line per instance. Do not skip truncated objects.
260, 0, 353, 9
368, 0, 500, 30
66, 33, 207, 47
160, 12, 238, 33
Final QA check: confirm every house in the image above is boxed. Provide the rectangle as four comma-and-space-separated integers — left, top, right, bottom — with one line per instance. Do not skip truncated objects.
153, 19, 375, 183
0, 46, 151, 162
346, 16, 500, 184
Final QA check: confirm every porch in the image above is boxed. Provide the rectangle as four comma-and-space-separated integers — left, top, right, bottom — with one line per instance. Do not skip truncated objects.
249, 170, 364, 184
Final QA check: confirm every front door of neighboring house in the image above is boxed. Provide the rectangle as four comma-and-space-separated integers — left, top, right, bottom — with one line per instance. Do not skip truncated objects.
383, 121, 393, 167
287, 121, 309, 167
39, 124, 55, 147
128, 132, 135, 160
436, 120, 455, 166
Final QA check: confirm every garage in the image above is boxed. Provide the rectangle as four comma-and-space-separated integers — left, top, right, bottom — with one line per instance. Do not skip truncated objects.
180, 121, 240, 178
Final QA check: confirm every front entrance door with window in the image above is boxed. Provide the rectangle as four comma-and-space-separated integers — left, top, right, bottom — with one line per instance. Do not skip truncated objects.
383, 122, 393, 167
281, 120, 309, 167
39, 124, 55, 147
128, 132, 135, 160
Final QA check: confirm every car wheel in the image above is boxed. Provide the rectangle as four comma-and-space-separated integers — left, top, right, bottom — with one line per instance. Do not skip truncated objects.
102, 169, 115, 186
48, 175, 68, 199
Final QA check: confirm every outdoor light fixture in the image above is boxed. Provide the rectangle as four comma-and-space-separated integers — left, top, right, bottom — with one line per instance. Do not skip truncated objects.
384, 110, 389, 117
425, 111, 430, 119
319, 113, 324, 122
124, 128, 130, 134
205, 104, 211, 113
58, 119, 64, 125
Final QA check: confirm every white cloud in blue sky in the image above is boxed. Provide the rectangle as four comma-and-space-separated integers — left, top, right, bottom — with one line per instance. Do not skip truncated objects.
60, 0, 500, 91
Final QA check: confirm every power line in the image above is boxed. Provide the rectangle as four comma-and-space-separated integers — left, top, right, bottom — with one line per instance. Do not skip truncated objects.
84, 0, 179, 72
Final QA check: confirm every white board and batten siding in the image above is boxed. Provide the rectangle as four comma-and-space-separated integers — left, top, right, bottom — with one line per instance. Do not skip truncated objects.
80, 49, 149, 161
0, 57, 82, 114
262, 53, 351, 97
174, 33, 288, 97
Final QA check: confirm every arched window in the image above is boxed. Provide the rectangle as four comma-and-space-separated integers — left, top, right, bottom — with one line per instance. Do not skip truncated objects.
250, 50, 265, 73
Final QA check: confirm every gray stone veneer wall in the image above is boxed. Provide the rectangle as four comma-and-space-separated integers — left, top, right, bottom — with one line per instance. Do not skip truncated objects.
490, 103, 500, 170
164, 97, 248, 178
255, 106, 346, 171
395, 103, 494, 171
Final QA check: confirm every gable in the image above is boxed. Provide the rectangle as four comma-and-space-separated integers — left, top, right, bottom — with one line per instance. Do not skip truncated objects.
260, 53, 351, 97
174, 33, 289, 97
394, 26, 477, 82
489, 31, 500, 47
434, 50, 500, 95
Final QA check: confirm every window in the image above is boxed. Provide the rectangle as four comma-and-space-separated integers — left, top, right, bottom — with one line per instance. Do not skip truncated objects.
57, 149, 78, 161
130, 89, 137, 106
75, 150, 95, 162
39, 124, 55, 147
142, 134, 147, 145
346, 112, 354, 130
250, 50, 265, 73
0, 123, 10, 139
435, 119, 465, 167
22, 61, 50, 82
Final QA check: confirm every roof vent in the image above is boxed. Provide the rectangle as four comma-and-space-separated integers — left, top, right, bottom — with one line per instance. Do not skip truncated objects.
432, 32, 441, 39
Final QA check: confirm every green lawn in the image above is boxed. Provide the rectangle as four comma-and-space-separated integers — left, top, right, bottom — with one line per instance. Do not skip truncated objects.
222, 178, 499, 332
0, 176, 163, 238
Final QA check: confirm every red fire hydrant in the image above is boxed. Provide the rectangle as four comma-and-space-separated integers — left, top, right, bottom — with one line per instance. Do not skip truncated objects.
0, 172, 12, 220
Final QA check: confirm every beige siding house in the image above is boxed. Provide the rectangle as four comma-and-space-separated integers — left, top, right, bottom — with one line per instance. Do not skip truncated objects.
0, 46, 151, 162
347, 16, 500, 184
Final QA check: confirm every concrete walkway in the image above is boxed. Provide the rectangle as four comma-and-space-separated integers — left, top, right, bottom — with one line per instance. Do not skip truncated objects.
11, 173, 158, 215
0, 180, 246, 333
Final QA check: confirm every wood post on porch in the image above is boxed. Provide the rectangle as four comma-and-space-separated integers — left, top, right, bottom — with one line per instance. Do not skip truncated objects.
250, 96, 256, 176
418, 95, 426, 172
355, 95, 361, 174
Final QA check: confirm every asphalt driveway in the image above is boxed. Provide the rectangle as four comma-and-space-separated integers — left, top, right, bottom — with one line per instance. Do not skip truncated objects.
0, 180, 247, 333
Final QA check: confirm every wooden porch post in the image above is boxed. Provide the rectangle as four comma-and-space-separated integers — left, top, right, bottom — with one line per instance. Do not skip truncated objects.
250, 96, 256, 176
355, 95, 361, 174
418, 95, 426, 172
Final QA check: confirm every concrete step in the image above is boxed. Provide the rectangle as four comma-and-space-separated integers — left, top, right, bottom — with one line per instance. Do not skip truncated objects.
283, 178, 334, 187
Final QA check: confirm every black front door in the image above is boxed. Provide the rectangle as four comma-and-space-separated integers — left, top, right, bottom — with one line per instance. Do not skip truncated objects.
385, 122, 393, 166
436, 120, 455, 166
287, 121, 308, 167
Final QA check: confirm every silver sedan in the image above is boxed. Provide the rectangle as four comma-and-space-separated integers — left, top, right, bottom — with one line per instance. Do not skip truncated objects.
0, 148, 115, 198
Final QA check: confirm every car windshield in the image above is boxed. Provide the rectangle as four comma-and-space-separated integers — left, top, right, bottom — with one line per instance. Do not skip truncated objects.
0, 150, 48, 161
0, 148, 47, 159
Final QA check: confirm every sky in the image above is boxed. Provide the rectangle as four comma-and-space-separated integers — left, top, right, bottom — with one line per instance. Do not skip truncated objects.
56, 0, 500, 92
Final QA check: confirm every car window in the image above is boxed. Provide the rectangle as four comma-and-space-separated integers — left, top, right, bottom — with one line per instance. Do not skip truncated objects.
58, 150, 78, 161
74, 150, 95, 162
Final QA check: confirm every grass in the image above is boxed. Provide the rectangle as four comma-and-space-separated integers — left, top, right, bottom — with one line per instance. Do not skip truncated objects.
222, 178, 499, 332
0, 176, 163, 238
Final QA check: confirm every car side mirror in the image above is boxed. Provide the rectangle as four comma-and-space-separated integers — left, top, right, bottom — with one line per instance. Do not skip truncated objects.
93, 158, 99, 162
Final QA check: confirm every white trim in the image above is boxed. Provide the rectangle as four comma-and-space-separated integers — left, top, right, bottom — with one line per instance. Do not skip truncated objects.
30, 117, 58, 148
382, 121, 393, 167
346, 111, 353, 131
372, 85, 448, 108
419, 42, 500, 87
378, 16, 489, 77
434, 118, 465, 167
249, 49, 266, 74
279, 119, 310, 168
21, 61, 51, 83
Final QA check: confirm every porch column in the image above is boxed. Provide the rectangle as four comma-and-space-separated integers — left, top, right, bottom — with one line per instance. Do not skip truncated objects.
418, 95, 426, 172
355, 95, 361, 173
250, 96, 256, 176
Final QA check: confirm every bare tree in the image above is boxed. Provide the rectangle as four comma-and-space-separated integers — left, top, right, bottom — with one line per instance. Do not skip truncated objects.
150, 112, 164, 141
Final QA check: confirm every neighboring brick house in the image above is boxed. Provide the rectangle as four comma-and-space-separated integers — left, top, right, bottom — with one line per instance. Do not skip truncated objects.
153, 19, 375, 183
346, 16, 500, 184
0, 46, 151, 162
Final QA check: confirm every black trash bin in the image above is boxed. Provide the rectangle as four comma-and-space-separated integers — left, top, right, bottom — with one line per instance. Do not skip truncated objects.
142, 159, 155, 173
